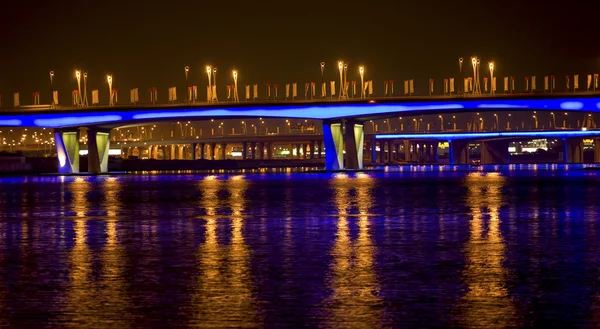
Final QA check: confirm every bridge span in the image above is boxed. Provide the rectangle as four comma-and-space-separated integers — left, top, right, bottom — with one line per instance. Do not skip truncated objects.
2, 94, 600, 173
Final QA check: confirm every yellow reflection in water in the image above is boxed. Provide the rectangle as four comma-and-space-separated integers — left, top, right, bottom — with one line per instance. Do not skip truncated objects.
325, 174, 382, 328
63, 178, 93, 327
63, 177, 131, 328
458, 172, 516, 328
191, 176, 259, 326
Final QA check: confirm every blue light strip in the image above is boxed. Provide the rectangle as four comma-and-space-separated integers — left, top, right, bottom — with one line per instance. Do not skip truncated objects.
0, 97, 599, 128
375, 130, 600, 140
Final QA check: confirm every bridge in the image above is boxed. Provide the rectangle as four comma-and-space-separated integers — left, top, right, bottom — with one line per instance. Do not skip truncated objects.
2, 94, 600, 173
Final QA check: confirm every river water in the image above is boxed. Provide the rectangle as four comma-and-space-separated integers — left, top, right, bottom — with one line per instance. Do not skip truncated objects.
1, 165, 600, 328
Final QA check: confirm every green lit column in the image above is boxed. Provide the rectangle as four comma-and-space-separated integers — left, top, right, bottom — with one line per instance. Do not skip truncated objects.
344, 120, 364, 169
55, 129, 81, 174
87, 128, 111, 173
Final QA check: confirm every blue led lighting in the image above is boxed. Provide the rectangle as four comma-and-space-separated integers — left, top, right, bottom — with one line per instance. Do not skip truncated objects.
34, 115, 123, 127
0, 96, 598, 128
0, 119, 23, 126
375, 130, 600, 140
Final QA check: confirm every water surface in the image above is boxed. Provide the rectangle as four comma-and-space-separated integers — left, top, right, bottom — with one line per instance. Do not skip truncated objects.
1, 165, 600, 328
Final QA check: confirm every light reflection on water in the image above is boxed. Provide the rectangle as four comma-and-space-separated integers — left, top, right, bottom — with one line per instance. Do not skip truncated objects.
458, 172, 517, 328
1, 169, 600, 327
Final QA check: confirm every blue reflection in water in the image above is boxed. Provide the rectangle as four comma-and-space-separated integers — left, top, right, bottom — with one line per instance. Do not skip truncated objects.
0, 168, 599, 327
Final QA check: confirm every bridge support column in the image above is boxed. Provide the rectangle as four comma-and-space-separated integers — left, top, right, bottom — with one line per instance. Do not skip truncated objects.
370, 137, 377, 163
403, 141, 410, 162
345, 121, 364, 170
323, 121, 344, 170
199, 143, 205, 160
449, 140, 470, 165
88, 129, 111, 173
250, 142, 255, 159
209, 143, 216, 160
594, 139, 600, 163
220, 144, 227, 160
55, 129, 80, 174
563, 138, 584, 164
480, 140, 510, 165
266, 143, 273, 159
178, 145, 185, 160
431, 143, 439, 163
169, 145, 176, 160
324, 120, 364, 170
191, 143, 197, 160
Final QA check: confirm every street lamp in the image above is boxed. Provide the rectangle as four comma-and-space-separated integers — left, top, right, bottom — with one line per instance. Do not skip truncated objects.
49, 70, 55, 106
343, 63, 348, 98
338, 61, 344, 99
232, 70, 239, 102
438, 115, 444, 131
75, 70, 82, 106
107, 75, 113, 106
471, 57, 477, 95
479, 117, 484, 131
184, 65, 190, 102
488, 62, 495, 95
206, 65, 212, 102
82, 72, 88, 106
212, 67, 218, 102
459, 58, 463, 94
493, 113, 499, 130
550, 112, 556, 129
320, 62, 325, 98
532, 115, 538, 129
241, 120, 246, 135
476, 58, 481, 94
359, 66, 365, 98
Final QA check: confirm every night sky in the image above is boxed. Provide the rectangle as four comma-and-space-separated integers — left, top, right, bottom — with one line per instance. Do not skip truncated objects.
1, 0, 599, 104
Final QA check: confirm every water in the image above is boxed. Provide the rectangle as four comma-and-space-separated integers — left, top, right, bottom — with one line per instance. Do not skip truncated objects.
1, 165, 600, 328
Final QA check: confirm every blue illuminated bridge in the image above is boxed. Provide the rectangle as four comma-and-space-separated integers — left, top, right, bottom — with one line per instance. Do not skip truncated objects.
2, 94, 600, 173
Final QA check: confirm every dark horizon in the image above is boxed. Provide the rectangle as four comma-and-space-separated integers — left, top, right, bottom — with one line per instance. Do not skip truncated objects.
1, 0, 600, 101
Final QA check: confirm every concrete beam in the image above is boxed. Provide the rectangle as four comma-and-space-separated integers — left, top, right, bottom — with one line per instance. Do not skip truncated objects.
449, 140, 470, 165
480, 140, 510, 165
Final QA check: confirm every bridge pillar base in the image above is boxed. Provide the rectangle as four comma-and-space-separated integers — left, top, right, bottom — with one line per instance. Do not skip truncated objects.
55, 129, 80, 174
344, 121, 364, 170
449, 140, 470, 165
88, 129, 111, 173
481, 140, 510, 165
563, 138, 584, 164
324, 121, 344, 170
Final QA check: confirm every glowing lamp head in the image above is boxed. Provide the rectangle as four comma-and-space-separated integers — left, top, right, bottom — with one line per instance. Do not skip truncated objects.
185, 65, 189, 73
49, 71, 54, 77
489, 62, 494, 70
320, 62, 325, 68
83, 72, 87, 78
471, 57, 476, 65
459, 57, 463, 63
206, 66, 211, 74
359, 66, 364, 74
75, 70, 80, 79
232, 70, 237, 79
107, 75, 112, 83
213, 68, 217, 73
344, 63, 348, 69
338, 61, 343, 70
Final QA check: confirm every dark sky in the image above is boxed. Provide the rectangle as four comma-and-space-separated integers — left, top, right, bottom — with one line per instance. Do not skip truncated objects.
1, 0, 599, 104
